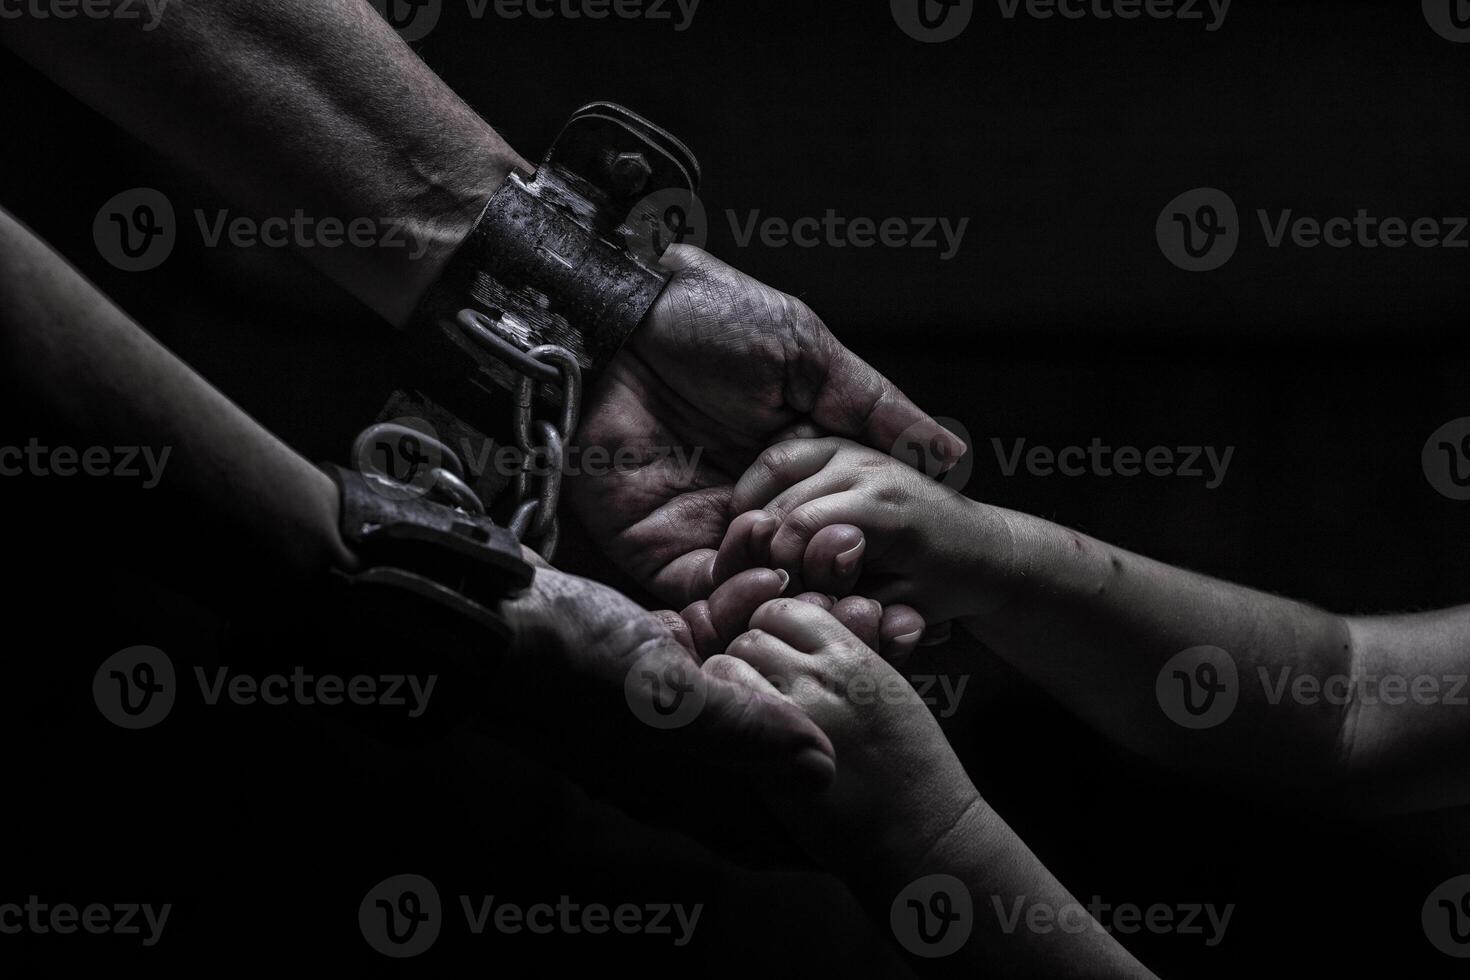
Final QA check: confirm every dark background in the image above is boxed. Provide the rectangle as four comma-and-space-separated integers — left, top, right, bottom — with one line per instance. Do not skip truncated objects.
2, 0, 1469, 975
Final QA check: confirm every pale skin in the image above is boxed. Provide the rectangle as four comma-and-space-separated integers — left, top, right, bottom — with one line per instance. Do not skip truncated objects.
711, 597, 1158, 978
719, 436, 1470, 809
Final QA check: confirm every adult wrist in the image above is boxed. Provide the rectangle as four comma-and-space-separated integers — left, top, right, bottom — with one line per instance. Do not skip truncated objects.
363, 104, 701, 532
391, 153, 523, 328
399, 102, 700, 396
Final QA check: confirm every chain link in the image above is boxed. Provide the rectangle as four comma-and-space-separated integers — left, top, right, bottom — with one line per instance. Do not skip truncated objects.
510, 344, 582, 561
353, 318, 583, 562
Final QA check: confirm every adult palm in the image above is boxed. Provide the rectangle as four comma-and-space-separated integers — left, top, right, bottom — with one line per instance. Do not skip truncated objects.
567, 246, 964, 607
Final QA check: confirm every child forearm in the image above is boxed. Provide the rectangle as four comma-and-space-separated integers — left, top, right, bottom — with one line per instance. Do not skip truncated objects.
953, 500, 1354, 787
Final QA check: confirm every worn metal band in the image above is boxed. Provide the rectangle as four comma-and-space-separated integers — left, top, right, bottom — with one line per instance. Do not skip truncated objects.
324, 463, 534, 639
405, 101, 702, 400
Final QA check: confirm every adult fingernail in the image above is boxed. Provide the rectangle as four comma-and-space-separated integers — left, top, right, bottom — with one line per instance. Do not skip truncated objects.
834, 538, 866, 578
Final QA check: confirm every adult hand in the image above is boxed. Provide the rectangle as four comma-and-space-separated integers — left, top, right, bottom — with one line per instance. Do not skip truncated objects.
566, 246, 965, 608
498, 556, 835, 791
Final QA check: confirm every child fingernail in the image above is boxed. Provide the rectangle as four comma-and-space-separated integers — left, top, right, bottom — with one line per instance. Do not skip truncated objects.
834, 538, 866, 578
775, 569, 790, 594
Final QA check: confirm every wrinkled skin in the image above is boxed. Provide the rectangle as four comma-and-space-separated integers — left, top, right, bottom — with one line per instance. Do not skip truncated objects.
499, 554, 836, 791
567, 246, 965, 608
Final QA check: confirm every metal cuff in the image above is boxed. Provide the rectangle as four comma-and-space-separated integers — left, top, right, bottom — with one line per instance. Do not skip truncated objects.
324, 463, 535, 640
406, 101, 701, 400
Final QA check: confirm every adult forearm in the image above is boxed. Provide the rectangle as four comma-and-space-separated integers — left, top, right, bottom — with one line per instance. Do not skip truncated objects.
0, 207, 354, 581
2, 0, 529, 324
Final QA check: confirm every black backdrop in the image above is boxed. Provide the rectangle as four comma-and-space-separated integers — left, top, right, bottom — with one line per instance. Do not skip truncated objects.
2, 1, 1468, 976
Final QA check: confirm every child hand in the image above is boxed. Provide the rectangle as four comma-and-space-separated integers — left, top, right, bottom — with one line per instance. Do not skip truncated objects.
705, 597, 980, 884
722, 437, 1014, 622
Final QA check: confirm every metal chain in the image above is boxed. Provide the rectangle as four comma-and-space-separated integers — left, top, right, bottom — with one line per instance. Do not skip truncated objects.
508, 344, 582, 561
352, 316, 583, 561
